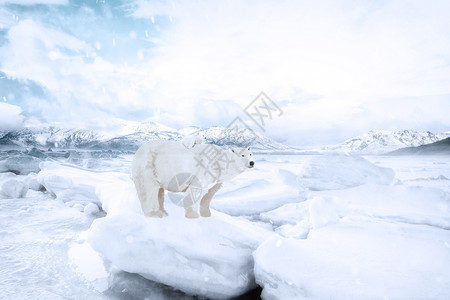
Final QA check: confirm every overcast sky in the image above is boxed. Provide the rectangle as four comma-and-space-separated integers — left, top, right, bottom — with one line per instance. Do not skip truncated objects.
1, 0, 449, 146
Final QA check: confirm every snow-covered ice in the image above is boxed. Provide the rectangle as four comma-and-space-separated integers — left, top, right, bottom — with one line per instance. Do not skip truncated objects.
254, 219, 450, 300
211, 167, 305, 216
24, 172, 44, 191
254, 155, 450, 299
89, 210, 270, 299
37, 161, 124, 209
1, 178, 28, 198
297, 154, 395, 190
261, 184, 450, 235
0, 190, 105, 299
84, 202, 100, 215
90, 171, 271, 298
2, 155, 42, 175
1, 151, 450, 299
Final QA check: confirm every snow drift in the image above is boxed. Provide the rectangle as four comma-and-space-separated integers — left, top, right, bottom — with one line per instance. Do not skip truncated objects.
254, 219, 450, 300
297, 154, 395, 190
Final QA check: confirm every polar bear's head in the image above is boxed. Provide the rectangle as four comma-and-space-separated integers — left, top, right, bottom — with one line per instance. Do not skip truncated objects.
231, 146, 255, 169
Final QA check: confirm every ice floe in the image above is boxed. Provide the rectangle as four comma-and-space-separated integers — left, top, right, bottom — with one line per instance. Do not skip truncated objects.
297, 154, 395, 190
1, 178, 28, 198
254, 218, 450, 300
2, 155, 42, 175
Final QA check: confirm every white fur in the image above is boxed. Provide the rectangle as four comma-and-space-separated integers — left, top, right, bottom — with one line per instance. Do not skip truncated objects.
181, 133, 205, 149
132, 140, 254, 218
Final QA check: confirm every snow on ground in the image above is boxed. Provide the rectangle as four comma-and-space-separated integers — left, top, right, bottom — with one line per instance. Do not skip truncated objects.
211, 166, 305, 216
1, 152, 450, 299
261, 184, 450, 237
297, 154, 395, 190
89, 209, 270, 299
256, 186, 450, 298
37, 161, 129, 213
254, 155, 450, 299
0, 190, 105, 299
1, 178, 28, 198
254, 218, 450, 300
366, 155, 450, 194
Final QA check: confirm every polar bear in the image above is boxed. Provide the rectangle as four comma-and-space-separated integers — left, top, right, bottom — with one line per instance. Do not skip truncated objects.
132, 140, 254, 218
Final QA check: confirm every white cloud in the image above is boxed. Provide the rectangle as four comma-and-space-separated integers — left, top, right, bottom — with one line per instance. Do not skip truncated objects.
0, 0, 68, 5
95, 0, 450, 145
1, 1, 450, 145
129, 0, 450, 99
0, 102, 23, 130
129, 0, 450, 128
0, 19, 162, 128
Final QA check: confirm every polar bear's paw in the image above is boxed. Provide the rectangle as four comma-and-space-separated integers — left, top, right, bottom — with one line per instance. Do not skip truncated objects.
145, 210, 168, 218
184, 207, 200, 219
200, 207, 211, 217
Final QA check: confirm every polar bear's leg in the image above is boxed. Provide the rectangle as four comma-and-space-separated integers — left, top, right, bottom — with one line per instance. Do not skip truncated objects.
184, 206, 199, 219
133, 169, 147, 209
135, 167, 165, 218
158, 187, 168, 216
142, 184, 165, 218
182, 185, 201, 219
200, 183, 222, 217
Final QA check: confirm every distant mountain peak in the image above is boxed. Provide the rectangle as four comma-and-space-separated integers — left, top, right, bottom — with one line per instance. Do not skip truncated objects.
324, 130, 449, 155
389, 136, 450, 155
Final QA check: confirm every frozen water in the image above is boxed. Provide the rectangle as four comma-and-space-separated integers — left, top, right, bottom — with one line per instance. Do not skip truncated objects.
211, 166, 306, 216
261, 184, 450, 236
27, 147, 48, 159
84, 202, 100, 215
2, 155, 42, 175
253, 155, 450, 299
89, 209, 270, 299
254, 219, 450, 300
0, 191, 105, 299
24, 172, 44, 191
37, 161, 121, 209
1, 152, 450, 299
0, 161, 8, 173
1, 178, 28, 198
0, 171, 17, 183
297, 154, 395, 190
366, 154, 450, 193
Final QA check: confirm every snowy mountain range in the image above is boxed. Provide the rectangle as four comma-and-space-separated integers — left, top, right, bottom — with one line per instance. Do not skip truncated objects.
0, 122, 291, 152
1, 125, 449, 155
323, 130, 450, 155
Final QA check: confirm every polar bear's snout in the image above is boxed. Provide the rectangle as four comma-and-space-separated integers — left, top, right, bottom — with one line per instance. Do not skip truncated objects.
232, 146, 255, 169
